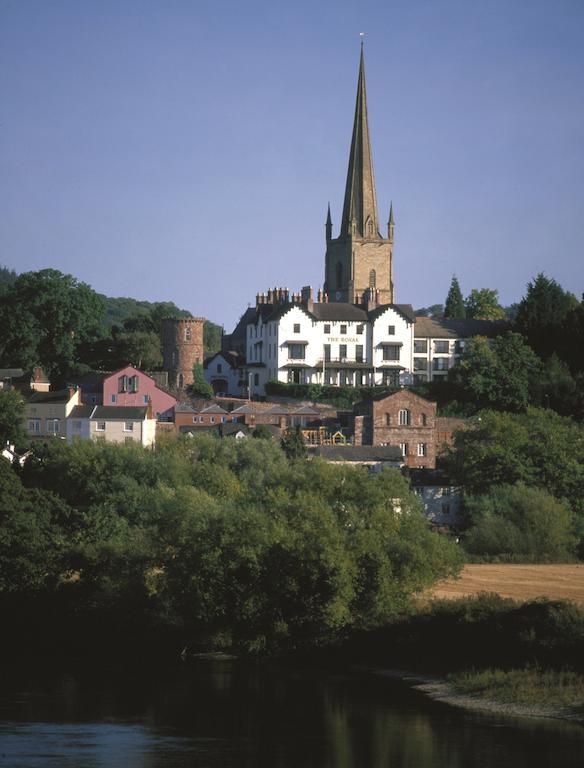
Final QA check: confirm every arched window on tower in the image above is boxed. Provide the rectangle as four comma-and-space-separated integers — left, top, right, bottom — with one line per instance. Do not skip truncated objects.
336, 262, 343, 290
366, 217, 374, 236
369, 269, 376, 288
178, 373, 184, 389
184, 326, 192, 342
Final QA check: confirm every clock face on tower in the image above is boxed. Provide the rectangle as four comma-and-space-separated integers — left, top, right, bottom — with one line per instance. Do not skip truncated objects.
335, 291, 342, 300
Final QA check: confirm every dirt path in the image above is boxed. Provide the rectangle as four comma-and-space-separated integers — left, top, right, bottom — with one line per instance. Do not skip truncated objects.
425, 563, 584, 603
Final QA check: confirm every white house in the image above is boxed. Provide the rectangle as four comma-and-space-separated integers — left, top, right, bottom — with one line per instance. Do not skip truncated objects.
67, 405, 156, 447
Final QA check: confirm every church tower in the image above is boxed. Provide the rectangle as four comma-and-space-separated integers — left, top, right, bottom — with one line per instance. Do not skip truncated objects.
324, 44, 394, 304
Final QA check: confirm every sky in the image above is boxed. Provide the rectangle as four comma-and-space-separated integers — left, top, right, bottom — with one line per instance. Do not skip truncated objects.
1, 0, 583, 330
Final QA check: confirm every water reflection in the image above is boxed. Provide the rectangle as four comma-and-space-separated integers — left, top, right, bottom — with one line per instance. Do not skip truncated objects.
0, 660, 582, 767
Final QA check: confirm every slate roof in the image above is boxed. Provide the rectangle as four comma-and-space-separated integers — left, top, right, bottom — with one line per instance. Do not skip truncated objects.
368, 303, 416, 323
68, 405, 96, 419
92, 406, 149, 420
414, 317, 511, 339
174, 402, 196, 413
314, 445, 403, 462
25, 389, 76, 404
199, 404, 230, 415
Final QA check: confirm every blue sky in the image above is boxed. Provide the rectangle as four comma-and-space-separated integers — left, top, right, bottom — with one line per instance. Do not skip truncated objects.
1, 0, 583, 329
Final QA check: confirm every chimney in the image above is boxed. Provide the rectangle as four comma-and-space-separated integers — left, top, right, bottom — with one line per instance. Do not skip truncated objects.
301, 286, 314, 313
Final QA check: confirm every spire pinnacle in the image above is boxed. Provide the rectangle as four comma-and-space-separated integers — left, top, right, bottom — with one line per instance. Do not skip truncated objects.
388, 201, 394, 225
340, 43, 379, 239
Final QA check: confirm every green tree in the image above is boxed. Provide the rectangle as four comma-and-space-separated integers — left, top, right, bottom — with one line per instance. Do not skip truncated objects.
281, 426, 307, 460
0, 388, 26, 446
252, 424, 274, 440
515, 274, 578, 359
188, 363, 213, 398
463, 484, 576, 562
465, 288, 507, 320
448, 333, 541, 412
444, 275, 466, 319
116, 331, 163, 370
0, 269, 106, 377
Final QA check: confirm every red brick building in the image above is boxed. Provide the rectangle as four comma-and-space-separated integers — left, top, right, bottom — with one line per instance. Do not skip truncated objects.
353, 390, 437, 468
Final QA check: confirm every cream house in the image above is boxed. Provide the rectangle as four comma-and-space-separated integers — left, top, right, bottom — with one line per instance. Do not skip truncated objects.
67, 405, 156, 447
24, 388, 80, 440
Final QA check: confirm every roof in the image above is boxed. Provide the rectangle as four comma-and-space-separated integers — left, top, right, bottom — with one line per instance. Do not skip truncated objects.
405, 468, 457, 487
174, 402, 196, 413
314, 445, 403, 462
0, 368, 25, 378
368, 303, 416, 324
414, 317, 511, 339
199, 404, 230, 415
69, 405, 96, 419
25, 389, 76, 405
92, 406, 149, 420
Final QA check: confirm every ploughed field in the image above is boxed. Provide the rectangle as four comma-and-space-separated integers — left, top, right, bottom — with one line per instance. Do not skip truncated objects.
426, 564, 584, 604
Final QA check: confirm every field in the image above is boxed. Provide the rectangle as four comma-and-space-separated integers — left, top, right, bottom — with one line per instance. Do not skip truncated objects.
426, 564, 584, 604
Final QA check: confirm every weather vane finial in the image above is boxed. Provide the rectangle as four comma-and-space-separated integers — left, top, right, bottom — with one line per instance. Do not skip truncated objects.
360, 31, 365, 44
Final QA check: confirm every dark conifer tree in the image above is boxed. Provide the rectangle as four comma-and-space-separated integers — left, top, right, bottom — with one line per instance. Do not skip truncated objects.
444, 275, 466, 319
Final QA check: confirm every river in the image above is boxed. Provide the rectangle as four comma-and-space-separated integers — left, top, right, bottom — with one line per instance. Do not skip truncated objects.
0, 658, 582, 767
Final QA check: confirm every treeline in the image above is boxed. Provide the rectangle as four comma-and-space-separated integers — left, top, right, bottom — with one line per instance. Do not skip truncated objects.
0, 266, 223, 380
0, 436, 461, 655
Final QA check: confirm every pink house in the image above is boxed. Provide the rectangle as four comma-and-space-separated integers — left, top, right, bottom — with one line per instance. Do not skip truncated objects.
103, 365, 177, 420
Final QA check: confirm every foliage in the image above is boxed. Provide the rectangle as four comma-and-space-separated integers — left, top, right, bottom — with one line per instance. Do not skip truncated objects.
444, 275, 465, 320
265, 380, 398, 409
280, 427, 307, 460
464, 288, 506, 320
7, 436, 462, 654
252, 424, 274, 440
0, 388, 26, 447
414, 304, 444, 318
116, 331, 163, 370
0, 265, 17, 294
448, 333, 542, 413
515, 274, 579, 360
463, 484, 576, 562
0, 269, 106, 378
188, 363, 213, 398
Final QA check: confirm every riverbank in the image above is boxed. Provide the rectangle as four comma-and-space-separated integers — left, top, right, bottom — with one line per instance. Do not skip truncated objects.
367, 667, 584, 725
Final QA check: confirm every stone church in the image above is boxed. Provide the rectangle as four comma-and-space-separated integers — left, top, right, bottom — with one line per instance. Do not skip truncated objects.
210, 47, 509, 398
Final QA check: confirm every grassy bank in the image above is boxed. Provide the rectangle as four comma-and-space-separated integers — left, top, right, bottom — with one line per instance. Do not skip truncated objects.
447, 667, 584, 718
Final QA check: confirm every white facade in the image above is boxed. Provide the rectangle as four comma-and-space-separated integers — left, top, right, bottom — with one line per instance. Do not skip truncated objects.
204, 353, 245, 397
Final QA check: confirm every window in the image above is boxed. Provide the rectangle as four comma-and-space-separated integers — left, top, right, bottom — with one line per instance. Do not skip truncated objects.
118, 375, 128, 393
184, 326, 192, 342
217, 363, 222, 373
324, 324, 331, 334
339, 344, 347, 361
399, 443, 409, 456
369, 269, 376, 287
421, 413, 427, 426
455, 340, 466, 355
356, 324, 364, 334
96, 422, 106, 432
192, 416, 197, 424
434, 340, 449, 354
355, 344, 363, 363
254, 373, 259, 386
413, 358, 427, 371
414, 339, 428, 354
385, 413, 391, 426
383, 370, 400, 387
417, 443, 427, 457
27, 418, 41, 433
73, 420, 82, 433
178, 373, 184, 388
398, 409, 411, 426
383, 345, 400, 361
111, 394, 117, 404
221, 416, 226, 423
288, 344, 306, 360
388, 325, 395, 335
123, 422, 134, 432
323, 344, 331, 362
433, 358, 449, 371
210, 416, 215, 424
143, 395, 149, 404
293, 323, 301, 334
46, 418, 60, 434
129, 375, 139, 393
340, 324, 347, 335
198, 416, 204, 423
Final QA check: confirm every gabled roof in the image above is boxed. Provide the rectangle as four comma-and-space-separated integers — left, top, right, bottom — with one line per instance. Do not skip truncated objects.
199, 404, 230, 415
174, 402, 196, 413
414, 317, 511, 339
92, 406, 149, 420
69, 405, 96, 419
314, 445, 403, 462
25, 389, 76, 405
368, 303, 416, 324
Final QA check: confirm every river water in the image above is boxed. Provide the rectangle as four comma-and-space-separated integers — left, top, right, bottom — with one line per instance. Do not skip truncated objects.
0, 658, 582, 767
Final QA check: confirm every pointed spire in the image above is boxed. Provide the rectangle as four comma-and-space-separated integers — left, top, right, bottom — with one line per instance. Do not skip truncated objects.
325, 202, 332, 241
387, 201, 394, 242
326, 202, 332, 226
388, 201, 394, 225
340, 42, 380, 239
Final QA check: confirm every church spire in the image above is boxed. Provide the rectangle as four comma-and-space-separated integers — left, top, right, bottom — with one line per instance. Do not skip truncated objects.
325, 202, 332, 241
340, 43, 380, 239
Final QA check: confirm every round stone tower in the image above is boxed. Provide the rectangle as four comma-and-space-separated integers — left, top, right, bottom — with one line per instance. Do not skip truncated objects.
161, 316, 205, 389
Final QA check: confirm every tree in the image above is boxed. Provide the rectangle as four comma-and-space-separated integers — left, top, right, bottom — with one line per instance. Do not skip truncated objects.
116, 331, 162, 370
280, 426, 307, 460
444, 275, 466, 319
252, 424, 274, 440
0, 269, 106, 377
515, 274, 578, 360
465, 288, 506, 320
0, 388, 26, 447
188, 363, 213, 398
463, 484, 576, 562
448, 332, 541, 413
415, 304, 444, 318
